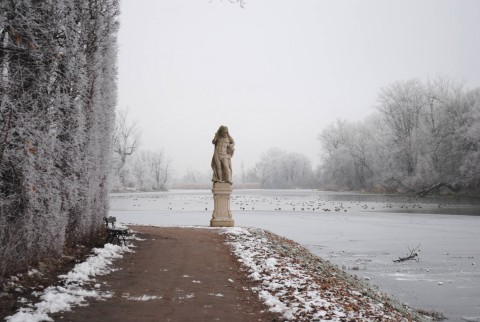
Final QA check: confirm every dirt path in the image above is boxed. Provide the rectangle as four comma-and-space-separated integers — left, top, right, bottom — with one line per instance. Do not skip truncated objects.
51, 226, 280, 322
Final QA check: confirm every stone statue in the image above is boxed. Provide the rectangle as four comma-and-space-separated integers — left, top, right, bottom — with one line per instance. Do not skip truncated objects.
210, 125, 235, 227
211, 125, 235, 184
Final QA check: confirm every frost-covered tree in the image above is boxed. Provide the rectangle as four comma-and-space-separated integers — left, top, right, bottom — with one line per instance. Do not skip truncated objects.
256, 148, 314, 189
0, 0, 119, 278
318, 77, 480, 194
125, 149, 171, 191
318, 119, 375, 190
457, 88, 480, 190
376, 79, 426, 176
131, 152, 149, 191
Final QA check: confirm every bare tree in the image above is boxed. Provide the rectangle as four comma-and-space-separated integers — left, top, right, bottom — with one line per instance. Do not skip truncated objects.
129, 150, 171, 191
186, 168, 198, 183
150, 150, 170, 190
113, 108, 141, 176
241, 161, 246, 184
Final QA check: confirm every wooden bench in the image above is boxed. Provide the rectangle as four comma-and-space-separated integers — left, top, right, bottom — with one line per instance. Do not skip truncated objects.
103, 216, 128, 246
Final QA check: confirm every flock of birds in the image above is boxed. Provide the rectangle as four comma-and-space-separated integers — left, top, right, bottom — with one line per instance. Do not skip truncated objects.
126, 193, 431, 213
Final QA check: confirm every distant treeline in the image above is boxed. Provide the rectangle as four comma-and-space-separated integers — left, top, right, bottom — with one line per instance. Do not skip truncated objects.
240, 77, 479, 194
318, 77, 480, 194
0, 1, 119, 279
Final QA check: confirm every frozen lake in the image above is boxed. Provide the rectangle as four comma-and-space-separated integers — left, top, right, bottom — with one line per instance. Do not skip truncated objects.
110, 189, 480, 322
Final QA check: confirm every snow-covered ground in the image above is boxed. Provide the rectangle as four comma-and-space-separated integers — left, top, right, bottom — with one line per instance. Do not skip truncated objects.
5, 244, 134, 322
225, 226, 421, 321
111, 189, 480, 322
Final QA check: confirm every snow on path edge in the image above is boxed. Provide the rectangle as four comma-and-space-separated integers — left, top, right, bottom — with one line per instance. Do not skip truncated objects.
4, 243, 134, 322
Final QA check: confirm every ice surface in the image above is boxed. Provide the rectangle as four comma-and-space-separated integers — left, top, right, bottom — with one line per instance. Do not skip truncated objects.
111, 189, 480, 321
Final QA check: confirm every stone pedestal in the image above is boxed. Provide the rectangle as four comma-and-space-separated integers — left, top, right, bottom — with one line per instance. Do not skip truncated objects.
210, 182, 234, 227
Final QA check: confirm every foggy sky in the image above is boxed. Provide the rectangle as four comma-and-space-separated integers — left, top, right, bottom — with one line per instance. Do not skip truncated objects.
117, 0, 480, 178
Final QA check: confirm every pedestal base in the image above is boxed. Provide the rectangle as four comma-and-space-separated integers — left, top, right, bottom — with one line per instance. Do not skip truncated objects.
210, 218, 234, 227
210, 182, 234, 227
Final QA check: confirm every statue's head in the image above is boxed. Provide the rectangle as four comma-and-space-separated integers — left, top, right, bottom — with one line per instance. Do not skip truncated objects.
218, 125, 229, 137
